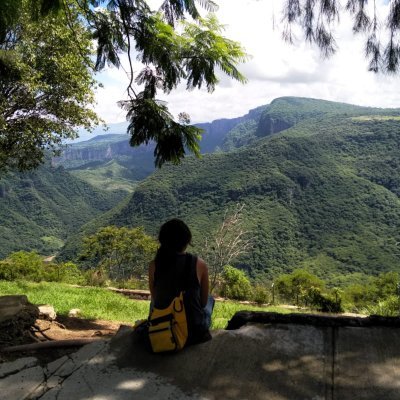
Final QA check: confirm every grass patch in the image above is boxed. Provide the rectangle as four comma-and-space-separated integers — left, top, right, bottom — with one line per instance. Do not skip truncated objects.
0, 280, 295, 329
0, 280, 149, 324
212, 301, 295, 329
351, 115, 400, 121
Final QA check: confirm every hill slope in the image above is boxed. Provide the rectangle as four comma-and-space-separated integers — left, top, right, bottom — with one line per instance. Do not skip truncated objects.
0, 163, 125, 257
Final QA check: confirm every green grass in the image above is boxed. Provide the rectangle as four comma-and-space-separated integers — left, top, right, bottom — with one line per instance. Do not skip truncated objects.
212, 301, 295, 329
70, 166, 137, 193
0, 280, 149, 324
351, 115, 400, 121
0, 280, 292, 329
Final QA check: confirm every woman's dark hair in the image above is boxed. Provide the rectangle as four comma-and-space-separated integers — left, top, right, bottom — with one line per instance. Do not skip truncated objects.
155, 219, 192, 268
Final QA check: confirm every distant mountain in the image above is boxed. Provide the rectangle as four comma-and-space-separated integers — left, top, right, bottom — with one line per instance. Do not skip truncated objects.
54, 105, 269, 190
0, 163, 125, 258
60, 97, 400, 285
55, 135, 154, 192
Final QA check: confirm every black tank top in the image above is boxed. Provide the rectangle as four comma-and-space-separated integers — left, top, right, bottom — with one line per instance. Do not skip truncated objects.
153, 253, 206, 343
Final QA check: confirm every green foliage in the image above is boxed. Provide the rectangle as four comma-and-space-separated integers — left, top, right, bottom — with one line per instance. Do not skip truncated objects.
252, 285, 270, 305
71, 97, 400, 284
0, 251, 44, 281
43, 262, 85, 285
220, 265, 252, 301
119, 12, 248, 167
275, 269, 325, 306
0, 162, 124, 258
68, 160, 140, 193
57, 97, 400, 287
0, 280, 150, 323
0, 0, 100, 172
343, 271, 400, 313
364, 296, 400, 317
0, 280, 295, 328
1, 0, 247, 170
305, 287, 343, 313
79, 225, 158, 280
222, 120, 259, 151
0, 251, 85, 284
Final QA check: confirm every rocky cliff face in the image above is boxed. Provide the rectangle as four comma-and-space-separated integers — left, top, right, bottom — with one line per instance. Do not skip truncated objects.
256, 115, 294, 137
56, 104, 269, 166
54, 140, 153, 166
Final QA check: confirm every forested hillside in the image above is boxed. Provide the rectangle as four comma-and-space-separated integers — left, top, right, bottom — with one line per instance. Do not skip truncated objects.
0, 163, 125, 258
61, 98, 400, 285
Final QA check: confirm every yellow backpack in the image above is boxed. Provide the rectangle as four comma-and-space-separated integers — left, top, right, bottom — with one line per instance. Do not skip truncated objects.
147, 291, 188, 353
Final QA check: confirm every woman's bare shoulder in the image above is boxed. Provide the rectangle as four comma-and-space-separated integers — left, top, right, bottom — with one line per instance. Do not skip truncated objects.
196, 256, 208, 271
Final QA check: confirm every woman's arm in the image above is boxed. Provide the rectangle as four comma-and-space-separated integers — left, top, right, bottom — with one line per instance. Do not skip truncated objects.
148, 260, 155, 299
197, 258, 209, 308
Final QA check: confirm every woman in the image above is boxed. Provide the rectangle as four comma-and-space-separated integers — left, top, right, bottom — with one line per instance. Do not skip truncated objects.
148, 219, 214, 344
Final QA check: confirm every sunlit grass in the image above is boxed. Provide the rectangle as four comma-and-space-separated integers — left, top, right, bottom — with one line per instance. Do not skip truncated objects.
0, 280, 294, 329
0, 280, 149, 323
212, 300, 295, 329
351, 115, 400, 121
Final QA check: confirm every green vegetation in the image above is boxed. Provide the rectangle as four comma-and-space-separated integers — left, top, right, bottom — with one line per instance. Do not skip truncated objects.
220, 266, 253, 301
0, 280, 149, 323
342, 271, 400, 315
0, 0, 99, 172
0, 251, 85, 285
56, 133, 156, 191
79, 226, 157, 280
2, 249, 400, 324
0, 163, 125, 258
1, 1, 248, 170
69, 161, 139, 193
62, 97, 400, 285
0, 280, 291, 328
275, 269, 342, 313
2, 97, 400, 321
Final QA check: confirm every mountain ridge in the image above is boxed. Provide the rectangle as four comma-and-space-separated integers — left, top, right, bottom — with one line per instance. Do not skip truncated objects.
59, 97, 400, 285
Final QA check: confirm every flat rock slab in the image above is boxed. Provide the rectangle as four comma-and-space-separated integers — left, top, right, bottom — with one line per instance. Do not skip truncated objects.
111, 324, 329, 400
3, 322, 400, 400
111, 323, 400, 400
334, 327, 400, 399
0, 357, 38, 379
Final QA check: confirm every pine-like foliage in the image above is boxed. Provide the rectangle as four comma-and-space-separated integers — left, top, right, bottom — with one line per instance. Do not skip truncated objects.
282, 0, 400, 73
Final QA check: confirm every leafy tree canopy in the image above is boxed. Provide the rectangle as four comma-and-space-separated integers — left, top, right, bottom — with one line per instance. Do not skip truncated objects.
0, 0, 101, 171
0, 0, 248, 171
79, 225, 158, 280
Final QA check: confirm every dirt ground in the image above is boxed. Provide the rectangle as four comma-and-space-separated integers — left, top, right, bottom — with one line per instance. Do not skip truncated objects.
1, 316, 126, 364
35, 316, 123, 340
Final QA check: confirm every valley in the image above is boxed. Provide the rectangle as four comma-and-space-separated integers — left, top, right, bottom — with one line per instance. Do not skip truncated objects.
2, 97, 400, 287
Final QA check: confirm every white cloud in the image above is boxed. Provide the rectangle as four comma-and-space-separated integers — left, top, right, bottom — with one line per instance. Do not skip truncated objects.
93, 0, 400, 126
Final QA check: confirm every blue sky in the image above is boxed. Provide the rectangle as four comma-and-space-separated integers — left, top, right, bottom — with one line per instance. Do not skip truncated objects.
91, 0, 400, 127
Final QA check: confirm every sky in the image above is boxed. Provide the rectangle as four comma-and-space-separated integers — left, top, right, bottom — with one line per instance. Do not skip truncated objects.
92, 0, 400, 127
